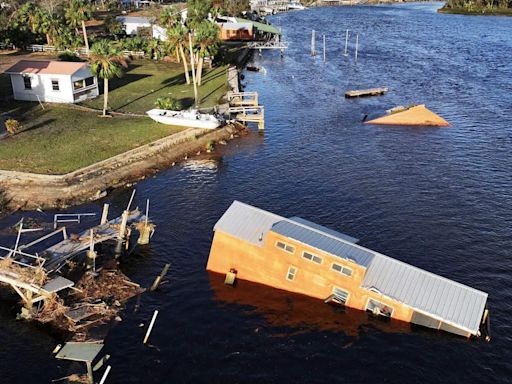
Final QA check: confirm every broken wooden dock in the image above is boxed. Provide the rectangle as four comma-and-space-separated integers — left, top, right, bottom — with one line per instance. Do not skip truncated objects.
0, 195, 154, 320
345, 87, 388, 98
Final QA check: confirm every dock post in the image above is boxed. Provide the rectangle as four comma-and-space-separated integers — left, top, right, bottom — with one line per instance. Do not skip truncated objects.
311, 29, 316, 56
259, 48, 262, 57
100, 204, 109, 225
355, 33, 359, 63
86, 361, 94, 384
115, 210, 129, 257
323, 34, 326, 63
86, 228, 97, 271
137, 199, 152, 245
344, 29, 349, 56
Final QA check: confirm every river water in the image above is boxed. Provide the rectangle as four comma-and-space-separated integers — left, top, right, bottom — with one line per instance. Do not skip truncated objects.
2, 2, 512, 383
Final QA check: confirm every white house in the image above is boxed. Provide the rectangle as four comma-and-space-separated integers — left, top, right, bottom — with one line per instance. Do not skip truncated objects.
116, 16, 153, 35
5, 60, 99, 104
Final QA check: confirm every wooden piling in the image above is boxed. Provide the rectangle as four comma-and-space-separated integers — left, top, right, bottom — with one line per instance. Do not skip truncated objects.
143, 310, 159, 344
100, 204, 109, 225
150, 263, 171, 291
311, 29, 316, 56
355, 33, 359, 63
323, 35, 326, 63
99, 366, 111, 384
344, 29, 349, 56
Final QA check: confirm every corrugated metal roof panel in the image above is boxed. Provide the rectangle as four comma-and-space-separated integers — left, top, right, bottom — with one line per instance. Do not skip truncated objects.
271, 220, 375, 267
213, 201, 283, 246
288, 217, 359, 244
362, 254, 488, 334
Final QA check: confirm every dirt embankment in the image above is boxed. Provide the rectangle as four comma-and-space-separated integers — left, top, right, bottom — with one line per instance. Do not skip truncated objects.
0, 123, 248, 210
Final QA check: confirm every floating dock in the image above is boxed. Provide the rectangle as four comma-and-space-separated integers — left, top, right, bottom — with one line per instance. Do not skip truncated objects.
345, 87, 388, 98
206, 201, 490, 339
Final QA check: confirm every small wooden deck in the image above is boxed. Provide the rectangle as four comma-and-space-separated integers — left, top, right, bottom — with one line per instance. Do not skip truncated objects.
345, 87, 388, 98
227, 91, 265, 130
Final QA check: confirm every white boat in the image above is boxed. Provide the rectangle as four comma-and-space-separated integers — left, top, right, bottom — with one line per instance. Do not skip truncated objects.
146, 109, 222, 129
287, 2, 306, 10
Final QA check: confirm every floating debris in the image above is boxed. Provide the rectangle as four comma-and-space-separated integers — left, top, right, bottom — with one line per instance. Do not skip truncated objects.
365, 104, 451, 127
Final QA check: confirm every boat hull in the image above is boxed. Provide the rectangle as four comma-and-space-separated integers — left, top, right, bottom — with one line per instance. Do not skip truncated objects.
146, 109, 221, 129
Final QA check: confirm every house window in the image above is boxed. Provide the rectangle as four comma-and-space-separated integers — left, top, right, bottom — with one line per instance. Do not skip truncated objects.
51, 79, 59, 91
84, 77, 94, 87
331, 263, 352, 277
23, 76, 31, 90
286, 266, 297, 281
332, 287, 349, 305
276, 241, 295, 254
74, 80, 84, 90
302, 251, 322, 264
366, 298, 393, 318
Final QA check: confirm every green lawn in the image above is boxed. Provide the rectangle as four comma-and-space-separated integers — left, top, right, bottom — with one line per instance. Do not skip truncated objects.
0, 60, 230, 174
0, 103, 184, 174
82, 60, 229, 113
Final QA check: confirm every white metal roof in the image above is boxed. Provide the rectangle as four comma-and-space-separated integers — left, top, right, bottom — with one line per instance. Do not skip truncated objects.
362, 253, 488, 334
214, 201, 283, 246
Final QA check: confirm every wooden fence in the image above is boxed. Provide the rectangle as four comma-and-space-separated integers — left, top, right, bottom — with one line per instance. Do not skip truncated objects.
24, 44, 146, 58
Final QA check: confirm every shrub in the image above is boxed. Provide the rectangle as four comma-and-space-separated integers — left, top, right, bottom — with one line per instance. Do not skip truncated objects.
58, 51, 85, 62
155, 96, 183, 111
5, 119, 21, 134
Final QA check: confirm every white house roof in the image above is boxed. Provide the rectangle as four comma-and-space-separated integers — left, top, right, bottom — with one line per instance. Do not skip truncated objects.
219, 22, 254, 31
116, 16, 154, 25
5, 60, 89, 76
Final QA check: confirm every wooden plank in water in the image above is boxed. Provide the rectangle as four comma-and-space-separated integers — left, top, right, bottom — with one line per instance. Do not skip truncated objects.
345, 87, 388, 98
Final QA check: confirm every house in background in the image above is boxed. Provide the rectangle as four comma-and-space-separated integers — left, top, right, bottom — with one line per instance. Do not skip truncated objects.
5, 60, 99, 104
116, 16, 169, 41
116, 16, 153, 35
218, 22, 254, 41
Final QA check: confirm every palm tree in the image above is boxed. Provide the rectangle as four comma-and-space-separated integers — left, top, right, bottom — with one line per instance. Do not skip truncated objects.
65, 0, 93, 54
88, 40, 128, 116
194, 21, 219, 86
159, 6, 181, 63
17, 3, 40, 35
167, 24, 191, 84
38, 9, 61, 46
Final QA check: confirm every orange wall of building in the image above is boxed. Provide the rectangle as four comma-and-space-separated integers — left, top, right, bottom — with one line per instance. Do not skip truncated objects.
207, 230, 415, 324
219, 28, 253, 41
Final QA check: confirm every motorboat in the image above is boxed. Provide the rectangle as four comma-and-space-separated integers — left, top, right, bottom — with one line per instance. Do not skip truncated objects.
146, 109, 222, 129
288, 2, 306, 10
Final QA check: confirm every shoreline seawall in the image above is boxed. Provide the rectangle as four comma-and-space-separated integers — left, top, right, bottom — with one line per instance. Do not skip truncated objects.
0, 123, 247, 210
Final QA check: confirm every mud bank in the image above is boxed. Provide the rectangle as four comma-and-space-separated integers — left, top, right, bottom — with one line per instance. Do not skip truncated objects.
0, 123, 248, 210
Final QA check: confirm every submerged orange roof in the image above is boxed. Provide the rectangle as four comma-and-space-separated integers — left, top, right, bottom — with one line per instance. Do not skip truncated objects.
4, 60, 87, 76
365, 104, 450, 127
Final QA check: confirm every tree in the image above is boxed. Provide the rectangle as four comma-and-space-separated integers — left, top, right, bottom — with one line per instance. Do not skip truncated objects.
167, 24, 191, 84
194, 20, 219, 86
38, 9, 62, 45
104, 15, 124, 36
159, 6, 181, 62
88, 40, 128, 116
187, 0, 213, 29
65, 0, 92, 53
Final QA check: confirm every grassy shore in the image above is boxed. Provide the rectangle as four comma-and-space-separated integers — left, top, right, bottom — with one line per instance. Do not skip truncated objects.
438, 6, 512, 15
0, 103, 183, 174
81, 60, 229, 113
0, 58, 229, 174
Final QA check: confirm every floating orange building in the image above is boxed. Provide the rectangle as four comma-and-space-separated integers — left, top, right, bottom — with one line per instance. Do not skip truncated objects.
207, 201, 490, 338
